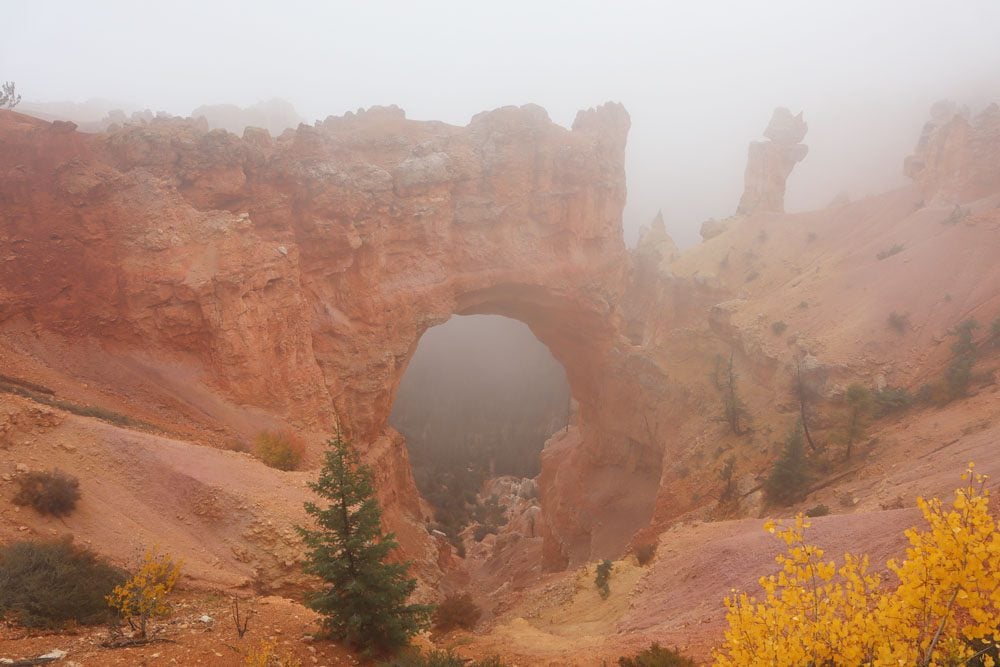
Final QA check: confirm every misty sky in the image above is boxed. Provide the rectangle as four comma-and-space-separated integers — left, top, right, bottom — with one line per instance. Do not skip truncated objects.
4, 1, 999, 247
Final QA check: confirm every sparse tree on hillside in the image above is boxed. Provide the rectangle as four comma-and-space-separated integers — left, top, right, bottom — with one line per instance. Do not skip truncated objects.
945, 319, 979, 400
1, 81, 20, 109
764, 422, 810, 506
792, 360, 821, 453
841, 383, 874, 461
714, 353, 750, 436
296, 432, 431, 655
719, 455, 737, 503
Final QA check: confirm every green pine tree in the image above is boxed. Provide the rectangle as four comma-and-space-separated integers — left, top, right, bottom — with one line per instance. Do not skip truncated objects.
297, 432, 431, 655
764, 421, 810, 506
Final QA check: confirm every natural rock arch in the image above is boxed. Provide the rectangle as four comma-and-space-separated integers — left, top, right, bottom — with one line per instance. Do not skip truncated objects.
0, 102, 685, 571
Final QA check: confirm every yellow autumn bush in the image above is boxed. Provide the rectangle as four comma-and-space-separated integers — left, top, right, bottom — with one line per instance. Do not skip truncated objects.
105, 549, 182, 638
714, 464, 1000, 666
243, 638, 302, 667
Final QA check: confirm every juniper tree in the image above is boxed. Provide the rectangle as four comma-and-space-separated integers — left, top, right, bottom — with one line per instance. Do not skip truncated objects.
297, 432, 431, 655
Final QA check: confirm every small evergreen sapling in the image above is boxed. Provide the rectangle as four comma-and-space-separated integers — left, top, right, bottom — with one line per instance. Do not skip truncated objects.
297, 432, 431, 655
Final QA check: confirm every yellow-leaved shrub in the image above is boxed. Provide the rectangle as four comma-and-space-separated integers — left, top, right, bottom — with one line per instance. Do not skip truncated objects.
105, 549, 182, 638
714, 464, 1000, 666
243, 638, 302, 667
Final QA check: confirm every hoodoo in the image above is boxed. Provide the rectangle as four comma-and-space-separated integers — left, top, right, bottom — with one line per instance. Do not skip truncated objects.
736, 106, 809, 215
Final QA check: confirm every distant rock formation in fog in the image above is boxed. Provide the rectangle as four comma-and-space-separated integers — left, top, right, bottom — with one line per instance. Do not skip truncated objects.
19, 97, 304, 137
904, 100, 1000, 204
736, 107, 808, 215
17, 98, 125, 124
17, 98, 142, 133
635, 210, 679, 274
191, 98, 303, 137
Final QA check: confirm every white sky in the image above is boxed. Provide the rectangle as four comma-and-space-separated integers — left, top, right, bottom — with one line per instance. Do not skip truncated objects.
3, 0, 999, 246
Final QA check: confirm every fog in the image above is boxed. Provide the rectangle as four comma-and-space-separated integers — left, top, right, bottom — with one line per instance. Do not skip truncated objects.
390, 315, 569, 539
390, 315, 569, 479
3, 1, 999, 246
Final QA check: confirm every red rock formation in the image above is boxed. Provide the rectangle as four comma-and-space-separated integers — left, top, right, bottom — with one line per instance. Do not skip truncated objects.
736, 107, 808, 215
0, 102, 685, 571
904, 100, 1000, 204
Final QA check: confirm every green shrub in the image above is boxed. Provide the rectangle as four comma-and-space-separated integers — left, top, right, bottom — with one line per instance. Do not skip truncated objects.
771, 320, 788, 336
432, 592, 481, 632
886, 311, 910, 334
942, 204, 968, 225
873, 386, 914, 417
254, 430, 305, 471
0, 373, 55, 395
618, 642, 698, 666
764, 423, 810, 506
0, 378, 151, 430
635, 542, 657, 566
595, 559, 613, 599
13, 469, 80, 516
876, 244, 904, 260
0, 540, 125, 628
805, 504, 830, 517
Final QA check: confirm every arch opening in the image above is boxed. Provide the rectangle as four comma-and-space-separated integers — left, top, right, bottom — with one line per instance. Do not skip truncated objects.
389, 314, 571, 554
